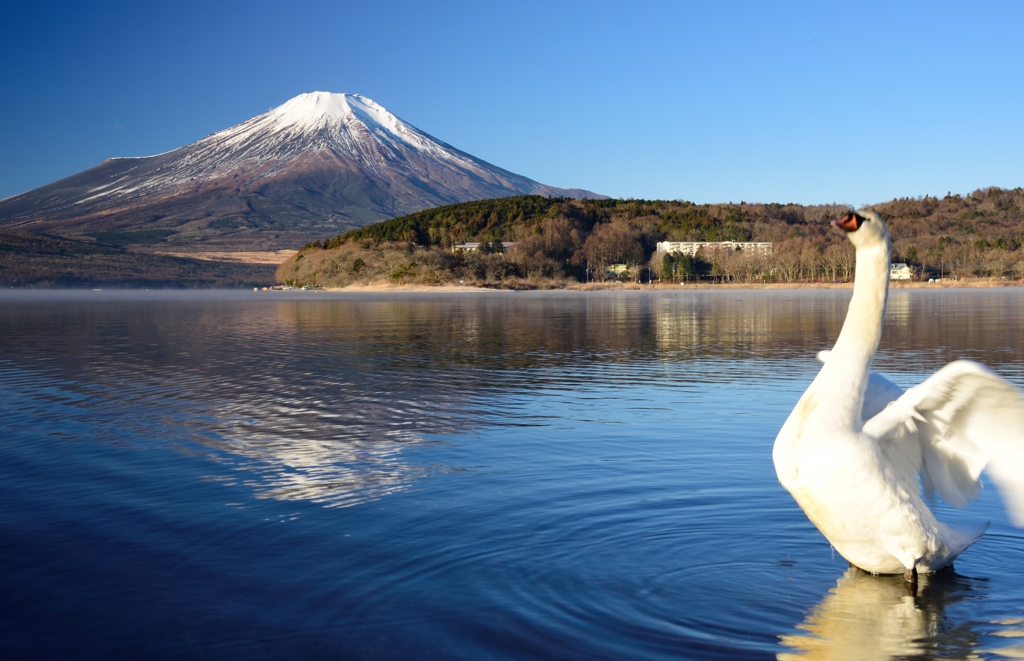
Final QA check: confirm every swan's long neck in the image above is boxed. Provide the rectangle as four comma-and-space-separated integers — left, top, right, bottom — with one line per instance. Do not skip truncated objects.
821, 237, 891, 428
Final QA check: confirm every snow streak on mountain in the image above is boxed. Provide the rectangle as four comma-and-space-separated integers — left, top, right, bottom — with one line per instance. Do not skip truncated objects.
0, 92, 600, 250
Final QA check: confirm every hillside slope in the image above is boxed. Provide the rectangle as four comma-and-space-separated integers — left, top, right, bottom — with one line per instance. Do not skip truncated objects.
279, 188, 1024, 287
0, 232, 274, 287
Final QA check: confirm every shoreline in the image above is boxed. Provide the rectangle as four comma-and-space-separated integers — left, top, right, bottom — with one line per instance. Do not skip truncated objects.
312, 278, 1024, 293
3, 279, 1020, 297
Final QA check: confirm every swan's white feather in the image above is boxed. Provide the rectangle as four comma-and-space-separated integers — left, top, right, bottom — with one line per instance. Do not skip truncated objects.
817, 349, 904, 421
863, 360, 1024, 523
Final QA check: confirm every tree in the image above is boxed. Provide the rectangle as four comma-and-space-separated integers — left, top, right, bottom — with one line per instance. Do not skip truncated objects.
389, 262, 418, 284
707, 247, 744, 283
773, 244, 803, 283
801, 243, 824, 281
582, 219, 643, 275
478, 239, 505, 254
823, 243, 854, 281
659, 251, 710, 281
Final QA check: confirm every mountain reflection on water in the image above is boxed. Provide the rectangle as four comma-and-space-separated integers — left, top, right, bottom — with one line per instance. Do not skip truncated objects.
3, 290, 1024, 509
2, 289, 1024, 659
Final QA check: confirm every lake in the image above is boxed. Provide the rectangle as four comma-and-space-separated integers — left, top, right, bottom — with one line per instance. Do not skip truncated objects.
2, 288, 1024, 660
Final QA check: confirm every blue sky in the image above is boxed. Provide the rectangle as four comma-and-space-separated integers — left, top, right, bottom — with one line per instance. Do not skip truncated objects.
2, 0, 1022, 205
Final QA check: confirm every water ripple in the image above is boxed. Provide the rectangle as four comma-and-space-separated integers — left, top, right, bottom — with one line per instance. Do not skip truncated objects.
3, 290, 1024, 658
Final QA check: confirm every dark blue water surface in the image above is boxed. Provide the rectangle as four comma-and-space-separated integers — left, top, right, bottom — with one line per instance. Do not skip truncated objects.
2, 289, 1024, 660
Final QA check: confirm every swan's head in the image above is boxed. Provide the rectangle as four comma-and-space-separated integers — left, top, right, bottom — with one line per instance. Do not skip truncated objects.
832, 209, 890, 250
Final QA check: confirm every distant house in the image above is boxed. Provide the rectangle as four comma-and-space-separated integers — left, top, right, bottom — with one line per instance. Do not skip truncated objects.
605, 264, 629, 277
453, 241, 517, 252
656, 241, 772, 256
890, 263, 913, 280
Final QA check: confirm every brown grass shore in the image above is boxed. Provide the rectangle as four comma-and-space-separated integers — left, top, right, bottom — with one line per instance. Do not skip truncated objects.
305, 278, 1024, 293
154, 250, 299, 265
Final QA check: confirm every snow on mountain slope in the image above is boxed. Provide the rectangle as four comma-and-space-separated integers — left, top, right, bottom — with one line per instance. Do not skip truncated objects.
0, 92, 599, 247
131, 92, 491, 191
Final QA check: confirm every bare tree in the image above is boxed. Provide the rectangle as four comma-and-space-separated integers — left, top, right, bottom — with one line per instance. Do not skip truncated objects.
582, 220, 643, 276
823, 243, 854, 281
800, 243, 824, 282
772, 244, 803, 283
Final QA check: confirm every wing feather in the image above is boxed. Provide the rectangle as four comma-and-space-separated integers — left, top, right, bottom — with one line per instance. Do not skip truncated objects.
862, 360, 1024, 524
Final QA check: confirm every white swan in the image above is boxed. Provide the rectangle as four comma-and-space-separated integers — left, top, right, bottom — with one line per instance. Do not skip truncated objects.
773, 209, 1024, 578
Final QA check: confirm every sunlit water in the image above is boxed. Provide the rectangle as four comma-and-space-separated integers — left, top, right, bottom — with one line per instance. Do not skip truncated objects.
2, 289, 1024, 659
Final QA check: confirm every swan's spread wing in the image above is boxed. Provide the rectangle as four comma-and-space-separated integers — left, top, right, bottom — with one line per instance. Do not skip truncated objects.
863, 371, 906, 422
862, 360, 1024, 524
817, 349, 905, 420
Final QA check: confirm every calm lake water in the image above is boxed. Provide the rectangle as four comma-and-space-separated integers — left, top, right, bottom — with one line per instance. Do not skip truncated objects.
2, 288, 1024, 660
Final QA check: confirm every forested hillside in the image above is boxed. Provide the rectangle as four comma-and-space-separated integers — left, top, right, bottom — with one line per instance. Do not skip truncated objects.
277, 188, 1024, 287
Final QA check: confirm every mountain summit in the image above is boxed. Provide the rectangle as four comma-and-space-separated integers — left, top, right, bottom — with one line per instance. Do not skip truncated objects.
0, 92, 600, 251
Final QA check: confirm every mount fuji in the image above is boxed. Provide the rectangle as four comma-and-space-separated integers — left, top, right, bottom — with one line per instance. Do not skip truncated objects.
0, 92, 601, 251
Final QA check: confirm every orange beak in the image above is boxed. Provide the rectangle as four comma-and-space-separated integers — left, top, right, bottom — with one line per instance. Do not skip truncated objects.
832, 212, 865, 232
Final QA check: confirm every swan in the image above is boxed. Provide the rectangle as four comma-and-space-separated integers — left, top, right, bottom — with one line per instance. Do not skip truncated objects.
773, 209, 1024, 579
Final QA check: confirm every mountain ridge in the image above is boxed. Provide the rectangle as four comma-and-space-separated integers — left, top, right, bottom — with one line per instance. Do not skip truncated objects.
0, 92, 602, 252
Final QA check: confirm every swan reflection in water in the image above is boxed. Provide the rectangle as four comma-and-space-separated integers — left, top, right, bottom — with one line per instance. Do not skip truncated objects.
778, 567, 982, 660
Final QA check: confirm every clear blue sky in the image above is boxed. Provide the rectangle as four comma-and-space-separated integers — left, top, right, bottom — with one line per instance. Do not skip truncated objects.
2, 0, 1022, 206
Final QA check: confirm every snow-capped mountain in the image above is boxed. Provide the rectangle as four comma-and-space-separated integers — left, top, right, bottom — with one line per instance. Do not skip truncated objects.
0, 92, 600, 250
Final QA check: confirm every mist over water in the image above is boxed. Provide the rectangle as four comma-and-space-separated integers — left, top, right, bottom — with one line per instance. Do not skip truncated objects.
2, 289, 1024, 659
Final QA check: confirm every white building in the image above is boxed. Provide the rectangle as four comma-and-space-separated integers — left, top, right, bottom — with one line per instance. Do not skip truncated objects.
453, 241, 517, 252
890, 263, 913, 280
656, 241, 772, 256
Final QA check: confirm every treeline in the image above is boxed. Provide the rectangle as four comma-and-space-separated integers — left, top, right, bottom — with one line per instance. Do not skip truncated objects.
277, 188, 1024, 287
